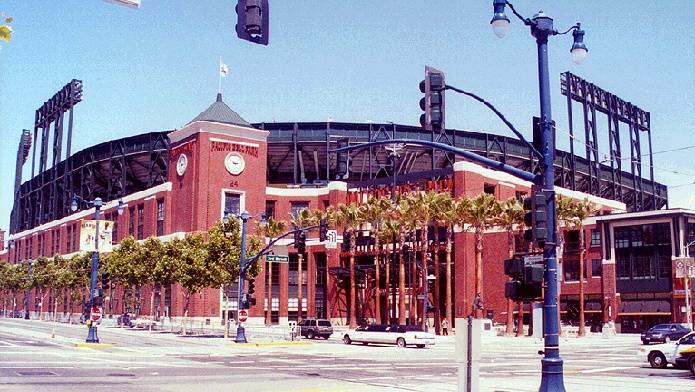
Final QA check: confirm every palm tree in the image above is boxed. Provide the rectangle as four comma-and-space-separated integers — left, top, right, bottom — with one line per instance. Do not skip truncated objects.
560, 197, 597, 337
498, 198, 524, 336
290, 208, 315, 322
555, 195, 575, 337
360, 197, 389, 324
428, 191, 455, 335
459, 193, 501, 319
336, 203, 362, 328
378, 215, 399, 324
258, 217, 287, 326
400, 194, 422, 324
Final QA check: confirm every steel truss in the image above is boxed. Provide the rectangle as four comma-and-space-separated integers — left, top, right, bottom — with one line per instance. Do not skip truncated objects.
10, 132, 170, 234
561, 72, 665, 211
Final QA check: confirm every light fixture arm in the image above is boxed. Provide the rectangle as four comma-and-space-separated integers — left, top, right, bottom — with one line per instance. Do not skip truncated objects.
504, 1, 532, 25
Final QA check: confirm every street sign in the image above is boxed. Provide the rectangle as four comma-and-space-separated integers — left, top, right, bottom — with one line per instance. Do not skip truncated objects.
417, 295, 427, 300
238, 309, 248, 323
266, 255, 289, 263
325, 230, 338, 249
676, 257, 695, 278
90, 306, 102, 322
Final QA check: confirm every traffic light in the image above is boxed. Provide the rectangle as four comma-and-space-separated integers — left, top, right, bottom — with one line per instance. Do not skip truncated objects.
419, 66, 446, 131
504, 254, 544, 301
247, 279, 256, 296
294, 229, 306, 253
235, 0, 269, 46
101, 272, 110, 289
335, 138, 350, 179
319, 219, 328, 242
523, 185, 548, 248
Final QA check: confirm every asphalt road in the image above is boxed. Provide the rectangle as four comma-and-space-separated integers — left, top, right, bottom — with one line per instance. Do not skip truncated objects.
1, 318, 694, 392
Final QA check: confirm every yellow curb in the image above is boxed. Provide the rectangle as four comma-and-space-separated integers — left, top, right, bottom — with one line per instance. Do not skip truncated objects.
231, 341, 314, 347
73, 343, 115, 348
564, 370, 579, 375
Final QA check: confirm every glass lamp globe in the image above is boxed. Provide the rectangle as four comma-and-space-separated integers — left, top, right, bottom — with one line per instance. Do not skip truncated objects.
571, 47, 588, 64
491, 19, 510, 39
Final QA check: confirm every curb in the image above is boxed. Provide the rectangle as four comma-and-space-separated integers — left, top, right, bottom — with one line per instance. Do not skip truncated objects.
231, 341, 313, 347
73, 342, 115, 348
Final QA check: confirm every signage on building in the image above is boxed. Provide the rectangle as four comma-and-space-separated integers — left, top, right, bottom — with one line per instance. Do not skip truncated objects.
325, 230, 338, 249
79, 220, 113, 252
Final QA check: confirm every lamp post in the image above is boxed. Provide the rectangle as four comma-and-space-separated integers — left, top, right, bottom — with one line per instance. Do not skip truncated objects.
24, 259, 32, 320
685, 240, 695, 330
230, 211, 251, 343
71, 195, 124, 343
489, 2, 587, 391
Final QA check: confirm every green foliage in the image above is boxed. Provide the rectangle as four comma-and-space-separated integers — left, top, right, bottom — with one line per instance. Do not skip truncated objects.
171, 233, 212, 301
0, 14, 12, 43
103, 236, 148, 288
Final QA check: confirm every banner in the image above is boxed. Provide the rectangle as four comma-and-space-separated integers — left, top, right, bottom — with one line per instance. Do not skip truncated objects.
80, 220, 114, 252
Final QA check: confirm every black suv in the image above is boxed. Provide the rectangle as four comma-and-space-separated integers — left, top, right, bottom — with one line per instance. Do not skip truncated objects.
641, 323, 691, 344
298, 318, 333, 339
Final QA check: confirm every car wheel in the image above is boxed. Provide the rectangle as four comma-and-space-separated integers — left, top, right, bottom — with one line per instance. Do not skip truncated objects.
322, 336, 329, 340
307, 331, 315, 339
343, 335, 352, 345
648, 352, 667, 369
397, 338, 406, 348
362, 342, 369, 345
416, 344, 425, 348
689, 357, 695, 376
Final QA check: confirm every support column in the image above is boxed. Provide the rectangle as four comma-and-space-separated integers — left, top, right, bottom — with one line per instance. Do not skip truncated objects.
279, 262, 289, 325
307, 250, 317, 318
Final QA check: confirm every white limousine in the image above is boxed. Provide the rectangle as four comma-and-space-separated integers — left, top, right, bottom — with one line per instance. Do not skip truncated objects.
342, 324, 436, 348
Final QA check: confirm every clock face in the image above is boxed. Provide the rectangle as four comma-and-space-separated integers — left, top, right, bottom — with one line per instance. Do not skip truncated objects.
176, 154, 188, 176
225, 152, 245, 175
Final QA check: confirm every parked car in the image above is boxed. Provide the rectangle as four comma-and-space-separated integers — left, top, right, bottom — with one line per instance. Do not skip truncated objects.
298, 318, 333, 339
640, 323, 691, 344
342, 324, 435, 348
673, 332, 695, 375
639, 331, 695, 368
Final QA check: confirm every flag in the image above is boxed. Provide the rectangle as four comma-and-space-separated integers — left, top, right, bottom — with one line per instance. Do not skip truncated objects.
220, 62, 229, 78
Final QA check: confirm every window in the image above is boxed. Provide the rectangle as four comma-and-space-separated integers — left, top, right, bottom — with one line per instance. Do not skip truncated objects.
615, 228, 630, 249
37, 233, 44, 257
564, 259, 579, 281
483, 183, 496, 195
72, 224, 79, 252
112, 215, 118, 244
224, 192, 241, 217
128, 207, 135, 236
591, 259, 602, 277
137, 205, 144, 240
66, 226, 73, 253
265, 200, 276, 220
156, 199, 165, 236
53, 229, 61, 255
515, 191, 527, 203
28, 237, 33, 259
590, 230, 601, 247
290, 202, 309, 219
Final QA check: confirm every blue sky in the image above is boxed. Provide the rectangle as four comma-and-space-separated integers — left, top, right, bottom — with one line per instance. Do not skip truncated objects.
1, 1, 694, 236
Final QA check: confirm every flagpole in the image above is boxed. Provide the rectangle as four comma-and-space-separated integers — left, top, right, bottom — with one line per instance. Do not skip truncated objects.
218, 57, 222, 95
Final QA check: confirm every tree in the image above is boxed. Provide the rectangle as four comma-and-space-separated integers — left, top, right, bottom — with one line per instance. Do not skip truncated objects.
139, 238, 165, 327
360, 197, 389, 324
378, 215, 399, 325
103, 236, 146, 318
30, 256, 57, 319
558, 197, 597, 337
169, 233, 209, 335
430, 191, 455, 335
258, 217, 288, 325
289, 208, 315, 322
498, 198, 524, 335
67, 252, 91, 321
0, 14, 13, 44
459, 193, 501, 318
336, 203, 362, 328
0, 263, 27, 317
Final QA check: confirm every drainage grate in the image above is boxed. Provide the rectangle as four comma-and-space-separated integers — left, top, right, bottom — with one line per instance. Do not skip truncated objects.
17, 371, 57, 376
106, 373, 136, 377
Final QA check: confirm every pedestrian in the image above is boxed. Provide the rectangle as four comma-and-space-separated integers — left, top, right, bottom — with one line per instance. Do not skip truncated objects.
441, 318, 449, 336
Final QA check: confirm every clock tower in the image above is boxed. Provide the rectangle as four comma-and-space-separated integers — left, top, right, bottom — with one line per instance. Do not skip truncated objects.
167, 93, 268, 234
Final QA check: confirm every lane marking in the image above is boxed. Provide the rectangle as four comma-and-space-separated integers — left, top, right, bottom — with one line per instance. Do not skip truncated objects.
580, 366, 638, 374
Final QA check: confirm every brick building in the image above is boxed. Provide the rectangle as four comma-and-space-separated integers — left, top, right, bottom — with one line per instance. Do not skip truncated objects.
1, 94, 689, 332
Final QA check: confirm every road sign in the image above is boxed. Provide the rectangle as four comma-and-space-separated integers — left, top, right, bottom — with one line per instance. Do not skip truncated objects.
238, 309, 248, 323
267, 255, 289, 263
90, 306, 102, 322
676, 257, 695, 278
325, 230, 338, 249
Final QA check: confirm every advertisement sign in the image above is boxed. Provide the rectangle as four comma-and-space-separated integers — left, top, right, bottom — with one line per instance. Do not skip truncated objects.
80, 220, 114, 252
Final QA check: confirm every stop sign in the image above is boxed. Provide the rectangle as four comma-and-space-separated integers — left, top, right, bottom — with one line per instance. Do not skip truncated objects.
90, 306, 102, 322
238, 309, 248, 323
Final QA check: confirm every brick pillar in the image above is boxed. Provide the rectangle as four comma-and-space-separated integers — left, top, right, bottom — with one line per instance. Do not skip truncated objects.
279, 261, 289, 324
0, 229, 5, 251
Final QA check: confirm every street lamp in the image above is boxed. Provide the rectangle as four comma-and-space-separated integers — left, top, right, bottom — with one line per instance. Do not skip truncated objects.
71, 194, 124, 343
489, 2, 587, 391
235, 211, 252, 343
685, 239, 695, 330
